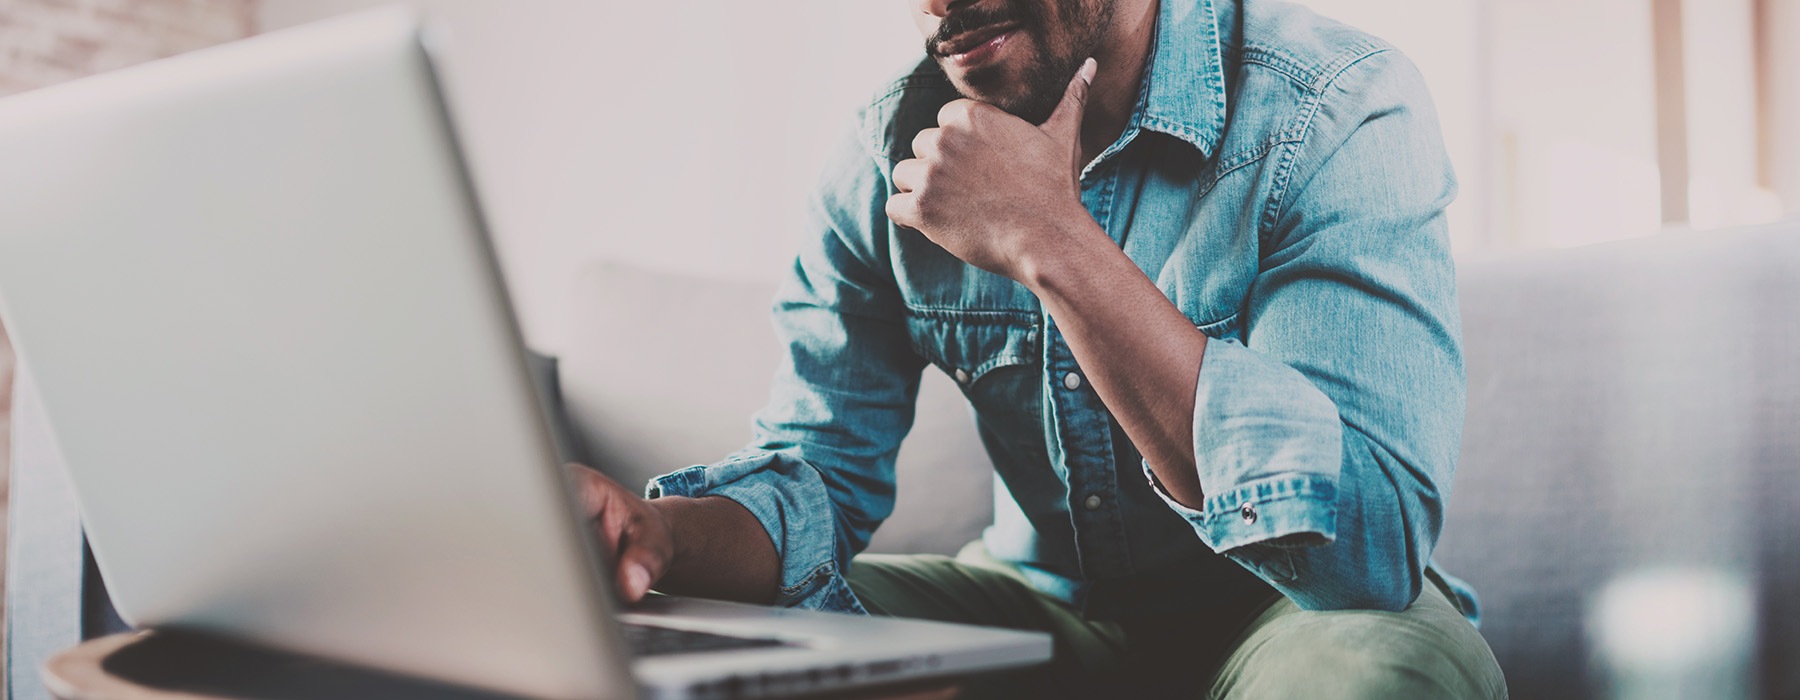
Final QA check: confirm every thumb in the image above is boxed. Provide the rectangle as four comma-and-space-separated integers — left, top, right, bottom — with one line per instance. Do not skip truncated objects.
1041, 57, 1097, 144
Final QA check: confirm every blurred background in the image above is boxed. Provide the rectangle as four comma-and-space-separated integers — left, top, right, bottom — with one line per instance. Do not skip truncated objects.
0, 0, 1797, 696
5, 0, 1796, 355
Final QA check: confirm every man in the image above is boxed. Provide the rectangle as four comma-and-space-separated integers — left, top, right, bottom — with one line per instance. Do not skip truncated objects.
568, 0, 1507, 696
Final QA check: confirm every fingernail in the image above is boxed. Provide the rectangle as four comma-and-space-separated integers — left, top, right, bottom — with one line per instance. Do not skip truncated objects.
627, 564, 651, 598
1080, 58, 1097, 83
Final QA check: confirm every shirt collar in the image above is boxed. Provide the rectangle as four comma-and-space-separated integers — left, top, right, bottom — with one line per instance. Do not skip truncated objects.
1134, 0, 1230, 159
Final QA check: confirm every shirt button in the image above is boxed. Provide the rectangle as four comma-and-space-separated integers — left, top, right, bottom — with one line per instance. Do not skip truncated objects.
1240, 502, 1258, 524
1063, 372, 1083, 391
953, 368, 970, 384
1083, 494, 1102, 511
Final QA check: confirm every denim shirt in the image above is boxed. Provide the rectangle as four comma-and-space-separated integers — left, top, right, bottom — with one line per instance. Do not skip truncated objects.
649, 0, 1474, 622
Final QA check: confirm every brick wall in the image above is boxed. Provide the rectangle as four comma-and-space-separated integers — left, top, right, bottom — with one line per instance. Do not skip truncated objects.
0, 0, 257, 680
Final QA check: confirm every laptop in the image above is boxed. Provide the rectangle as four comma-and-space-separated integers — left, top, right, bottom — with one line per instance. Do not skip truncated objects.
0, 7, 1049, 699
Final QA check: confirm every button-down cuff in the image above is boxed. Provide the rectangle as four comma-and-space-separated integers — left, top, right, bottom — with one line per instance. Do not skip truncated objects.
1153, 336, 1344, 552
1144, 464, 1339, 551
646, 455, 867, 614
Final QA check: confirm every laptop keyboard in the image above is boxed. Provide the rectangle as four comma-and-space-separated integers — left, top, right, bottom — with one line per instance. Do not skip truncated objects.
620, 622, 793, 657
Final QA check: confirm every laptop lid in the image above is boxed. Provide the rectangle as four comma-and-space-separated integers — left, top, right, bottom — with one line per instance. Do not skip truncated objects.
0, 8, 635, 699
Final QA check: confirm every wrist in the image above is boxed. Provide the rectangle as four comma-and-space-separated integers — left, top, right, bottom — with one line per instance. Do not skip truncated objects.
1014, 211, 1110, 294
645, 496, 694, 566
645, 494, 780, 604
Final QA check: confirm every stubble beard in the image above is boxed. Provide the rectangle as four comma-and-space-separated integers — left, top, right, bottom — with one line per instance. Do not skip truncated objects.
951, 0, 1115, 125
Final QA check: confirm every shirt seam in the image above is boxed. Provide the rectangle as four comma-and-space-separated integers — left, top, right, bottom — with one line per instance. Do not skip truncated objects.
1259, 49, 1400, 244
1196, 128, 1304, 202
901, 306, 1037, 321
1239, 42, 1389, 94
1257, 91, 1325, 247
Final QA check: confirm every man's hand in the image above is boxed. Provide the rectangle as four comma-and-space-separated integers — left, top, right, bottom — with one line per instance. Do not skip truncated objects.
885, 58, 1098, 280
565, 464, 782, 606
566, 464, 673, 603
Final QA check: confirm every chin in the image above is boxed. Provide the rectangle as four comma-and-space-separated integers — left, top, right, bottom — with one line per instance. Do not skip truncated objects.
944, 63, 1028, 112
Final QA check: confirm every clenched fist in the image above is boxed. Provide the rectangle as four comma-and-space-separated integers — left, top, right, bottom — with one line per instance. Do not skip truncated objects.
886, 58, 1098, 281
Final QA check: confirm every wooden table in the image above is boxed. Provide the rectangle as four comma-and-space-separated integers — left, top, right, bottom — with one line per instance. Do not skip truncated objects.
45, 631, 959, 700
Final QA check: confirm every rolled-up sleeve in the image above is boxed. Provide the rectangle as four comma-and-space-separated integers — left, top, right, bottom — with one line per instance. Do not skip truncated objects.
646, 121, 924, 614
1148, 50, 1465, 612
1143, 337, 1344, 550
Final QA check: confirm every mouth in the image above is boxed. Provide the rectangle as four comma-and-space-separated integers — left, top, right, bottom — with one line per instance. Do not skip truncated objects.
936, 23, 1021, 62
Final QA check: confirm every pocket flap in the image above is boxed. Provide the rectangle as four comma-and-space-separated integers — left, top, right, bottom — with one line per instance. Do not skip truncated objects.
904, 308, 1039, 385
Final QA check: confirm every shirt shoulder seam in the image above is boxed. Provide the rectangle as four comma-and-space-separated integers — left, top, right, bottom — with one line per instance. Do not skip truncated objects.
1238, 41, 1390, 95
1254, 47, 1401, 247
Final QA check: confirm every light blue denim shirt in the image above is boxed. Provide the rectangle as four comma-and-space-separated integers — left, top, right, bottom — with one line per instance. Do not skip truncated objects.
649, 0, 1473, 622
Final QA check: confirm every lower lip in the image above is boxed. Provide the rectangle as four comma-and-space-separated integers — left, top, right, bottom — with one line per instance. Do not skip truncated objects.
948, 30, 1016, 68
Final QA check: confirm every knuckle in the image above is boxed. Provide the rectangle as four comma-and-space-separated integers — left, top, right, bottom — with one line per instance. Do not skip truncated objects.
635, 544, 670, 571
910, 128, 938, 155
892, 161, 919, 191
912, 161, 934, 186
963, 101, 998, 124
886, 197, 921, 229
937, 99, 973, 126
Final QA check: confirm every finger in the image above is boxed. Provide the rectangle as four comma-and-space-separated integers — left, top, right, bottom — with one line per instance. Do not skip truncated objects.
597, 488, 636, 557
615, 522, 665, 602
936, 98, 979, 129
885, 191, 920, 230
570, 470, 633, 564
616, 559, 652, 602
565, 464, 612, 516
891, 158, 926, 194
1041, 57, 1097, 145
910, 128, 942, 161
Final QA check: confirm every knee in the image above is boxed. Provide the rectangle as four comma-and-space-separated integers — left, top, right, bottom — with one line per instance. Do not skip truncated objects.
1227, 632, 1434, 699
1215, 613, 1505, 700
844, 554, 958, 617
845, 553, 1036, 623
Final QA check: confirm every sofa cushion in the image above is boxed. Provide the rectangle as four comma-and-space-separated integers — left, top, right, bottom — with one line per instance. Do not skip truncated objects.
1439, 222, 1800, 698
559, 263, 994, 556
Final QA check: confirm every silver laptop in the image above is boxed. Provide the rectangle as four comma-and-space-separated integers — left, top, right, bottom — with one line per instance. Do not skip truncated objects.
0, 7, 1048, 699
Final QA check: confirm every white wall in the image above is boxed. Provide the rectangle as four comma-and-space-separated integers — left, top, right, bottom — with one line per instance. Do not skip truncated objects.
259, 1, 921, 352
1680, 0, 1782, 230
1774, 0, 1800, 208
1298, 0, 1487, 250
1315, 0, 1794, 249
265, 1, 1775, 348
1489, 0, 1663, 248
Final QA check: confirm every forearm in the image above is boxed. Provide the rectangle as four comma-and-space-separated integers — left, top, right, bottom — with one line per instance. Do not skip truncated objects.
648, 496, 781, 604
1018, 219, 1209, 508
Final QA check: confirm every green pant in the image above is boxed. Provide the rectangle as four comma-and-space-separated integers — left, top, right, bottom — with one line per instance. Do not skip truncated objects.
846, 543, 1507, 699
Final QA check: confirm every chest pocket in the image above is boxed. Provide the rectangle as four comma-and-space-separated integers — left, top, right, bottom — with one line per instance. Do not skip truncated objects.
903, 308, 1039, 388
903, 307, 1053, 487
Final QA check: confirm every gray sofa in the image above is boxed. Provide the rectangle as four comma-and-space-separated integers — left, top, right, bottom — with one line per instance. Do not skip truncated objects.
9, 222, 1799, 698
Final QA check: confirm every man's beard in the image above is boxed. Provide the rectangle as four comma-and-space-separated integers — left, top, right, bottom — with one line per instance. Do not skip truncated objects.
928, 0, 1115, 125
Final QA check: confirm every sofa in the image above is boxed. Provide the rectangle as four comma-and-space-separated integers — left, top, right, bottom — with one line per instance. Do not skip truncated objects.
9, 222, 1798, 698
